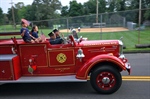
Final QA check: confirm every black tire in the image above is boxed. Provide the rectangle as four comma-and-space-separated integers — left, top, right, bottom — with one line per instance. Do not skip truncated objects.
90, 66, 122, 94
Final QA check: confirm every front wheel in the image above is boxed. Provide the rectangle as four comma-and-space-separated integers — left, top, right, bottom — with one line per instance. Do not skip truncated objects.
90, 66, 122, 94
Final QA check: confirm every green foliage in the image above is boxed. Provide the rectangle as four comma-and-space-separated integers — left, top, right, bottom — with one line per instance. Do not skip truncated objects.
126, 0, 150, 23
0, 7, 4, 25
7, 2, 26, 24
61, 6, 69, 17
0, 24, 150, 50
144, 5, 150, 20
6, 0, 62, 24
83, 0, 106, 14
3, 14, 9, 24
117, 0, 126, 11
68, 0, 84, 17
77, 30, 150, 49
0, 0, 149, 30
7, 6, 20, 23
18, 5, 36, 21
106, 0, 116, 12
32, 0, 61, 20
42, 28, 150, 49
15, 2, 25, 9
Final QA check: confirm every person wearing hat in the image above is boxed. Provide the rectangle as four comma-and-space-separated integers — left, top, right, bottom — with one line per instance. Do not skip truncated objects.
72, 29, 78, 39
20, 19, 34, 43
53, 29, 61, 39
48, 32, 63, 45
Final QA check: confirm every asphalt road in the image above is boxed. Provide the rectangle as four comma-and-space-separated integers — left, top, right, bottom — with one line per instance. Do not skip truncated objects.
0, 53, 150, 99
121, 53, 150, 76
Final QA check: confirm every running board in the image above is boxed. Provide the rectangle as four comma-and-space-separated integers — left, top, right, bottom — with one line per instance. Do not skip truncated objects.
0, 75, 87, 84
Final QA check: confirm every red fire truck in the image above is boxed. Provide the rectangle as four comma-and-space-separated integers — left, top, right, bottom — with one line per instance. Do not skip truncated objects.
0, 32, 131, 94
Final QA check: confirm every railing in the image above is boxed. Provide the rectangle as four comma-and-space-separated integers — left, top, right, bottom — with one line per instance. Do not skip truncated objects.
0, 32, 20, 36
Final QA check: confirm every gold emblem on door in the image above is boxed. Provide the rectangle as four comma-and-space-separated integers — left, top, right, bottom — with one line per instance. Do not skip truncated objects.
56, 53, 67, 63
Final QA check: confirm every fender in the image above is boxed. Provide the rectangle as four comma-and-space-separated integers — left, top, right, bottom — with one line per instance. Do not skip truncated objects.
76, 54, 126, 80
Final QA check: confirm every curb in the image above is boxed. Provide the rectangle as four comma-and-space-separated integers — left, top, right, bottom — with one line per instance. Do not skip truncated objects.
135, 44, 150, 48
124, 50, 150, 54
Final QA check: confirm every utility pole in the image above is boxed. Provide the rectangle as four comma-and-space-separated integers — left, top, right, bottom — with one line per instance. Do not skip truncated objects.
96, 0, 99, 23
10, 0, 16, 29
138, 0, 141, 44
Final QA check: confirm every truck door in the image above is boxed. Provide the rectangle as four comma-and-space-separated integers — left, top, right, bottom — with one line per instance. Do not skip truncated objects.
48, 44, 75, 74
19, 43, 48, 75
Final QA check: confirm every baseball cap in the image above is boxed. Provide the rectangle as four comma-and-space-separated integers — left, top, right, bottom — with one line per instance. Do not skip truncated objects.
21, 19, 31, 26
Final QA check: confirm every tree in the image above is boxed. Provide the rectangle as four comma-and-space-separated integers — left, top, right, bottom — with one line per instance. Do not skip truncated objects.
106, 0, 116, 12
68, 0, 84, 17
61, 6, 69, 17
7, 6, 20, 24
127, 0, 150, 23
0, 7, 4, 25
15, 2, 25, 9
83, 0, 96, 14
82, 0, 106, 15
116, 0, 126, 11
6, 2, 26, 24
15, 2, 26, 22
82, 2, 90, 15
144, 5, 150, 20
141, 0, 150, 20
106, 0, 127, 12
32, 0, 62, 20
3, 14, 9, 24
61, 0, 85, 17
98, 0, 107, 13
18, 5, 37, 21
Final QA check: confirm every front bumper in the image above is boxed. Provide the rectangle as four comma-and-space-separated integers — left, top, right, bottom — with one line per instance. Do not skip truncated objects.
125, 63, 131, 75
119, 54, 131, 75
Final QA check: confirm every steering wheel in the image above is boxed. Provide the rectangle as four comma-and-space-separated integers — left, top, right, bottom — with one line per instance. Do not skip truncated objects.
61, 35, 73, 44
61, 38, 66, 44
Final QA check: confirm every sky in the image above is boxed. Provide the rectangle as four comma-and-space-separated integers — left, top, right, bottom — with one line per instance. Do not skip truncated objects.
0, 0, 88, 13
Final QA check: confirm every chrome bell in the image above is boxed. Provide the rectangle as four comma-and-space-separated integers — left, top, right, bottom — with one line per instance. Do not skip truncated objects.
76, 48, 85, 62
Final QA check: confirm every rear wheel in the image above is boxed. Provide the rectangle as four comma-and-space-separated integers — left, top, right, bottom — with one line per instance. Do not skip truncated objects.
90, 66, 122, 94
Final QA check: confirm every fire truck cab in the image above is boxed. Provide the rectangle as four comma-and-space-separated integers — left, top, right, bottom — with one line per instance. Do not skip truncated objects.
0, 32, 131, 94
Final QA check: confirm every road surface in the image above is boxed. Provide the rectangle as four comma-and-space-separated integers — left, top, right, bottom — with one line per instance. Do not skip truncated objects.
0, 53, 150, 99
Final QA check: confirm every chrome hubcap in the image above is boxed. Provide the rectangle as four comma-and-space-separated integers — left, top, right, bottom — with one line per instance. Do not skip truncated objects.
102, 77, 110, 84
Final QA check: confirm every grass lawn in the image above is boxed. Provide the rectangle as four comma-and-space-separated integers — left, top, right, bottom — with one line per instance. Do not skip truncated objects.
41, 29, 150, 49
0, 25, 21, 31
77, 30, 150, 49
37, 28, 150, 51
0, 27, 149, 51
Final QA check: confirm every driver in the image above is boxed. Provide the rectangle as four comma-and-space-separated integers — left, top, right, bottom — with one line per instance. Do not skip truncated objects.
48, 32, 63, 45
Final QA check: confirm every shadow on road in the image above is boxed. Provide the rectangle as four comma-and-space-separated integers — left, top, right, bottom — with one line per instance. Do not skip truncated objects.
0, 81, 149, 99
0, 82, 96, 96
